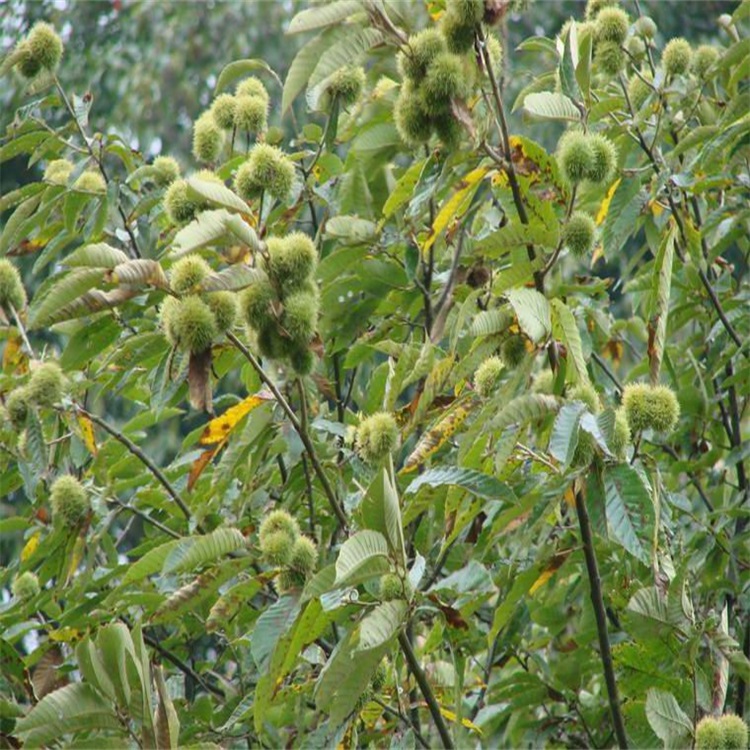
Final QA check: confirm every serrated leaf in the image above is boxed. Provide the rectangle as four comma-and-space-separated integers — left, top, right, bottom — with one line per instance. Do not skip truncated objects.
357, 600, 407, 652
171, 209, 261, 256
470, 308, 514, 337
334, 530, 390, 587
214, 58, 276, 94
601, 178, 646, 255
402, 397, 477, 472
199, 392, 272, 445
523, 91, 581, 121
251, 594, 301, 673
107, 259, 168, 289
647, 222, 676, 384
422, 167, 488, 257
549, 402, 585, 468
382, 157, 429, 218
186, 177, 249, 214
360, 468, 406, 564
645, 689, 692, 745
604, 464, 653, 564
14, 683, 121, 746
197, 264, 265, 293
507, 288, 551, 343
287, 0, 362, 34
315, 630, 389, 724
162, 528, 246, 575
404, 467, 517, 503
28, 268, 103, 329
475, 223, 558, 256
489, 393, 560, 432
64, 243, 130, 269
550, 298, 589, 385
308, 27, 384, 89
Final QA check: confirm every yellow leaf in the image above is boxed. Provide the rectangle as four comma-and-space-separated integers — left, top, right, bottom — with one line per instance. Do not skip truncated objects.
401, 397, 477, 473
21, 530, 41, 562
650, 200, 664, 217
3, 334, 28, 374
596, 178, 621, 226
49, 627, 80, 643
199, 391, 272, 446
421, 167, 489, 258
77, 414, 98, 455
65, 535, 86, 585
564, 485, 576, 508
530, 550, 572, 595
438, 706, 483, 735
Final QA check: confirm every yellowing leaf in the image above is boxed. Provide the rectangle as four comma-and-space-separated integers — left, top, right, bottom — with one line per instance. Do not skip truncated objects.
438, 706, 483, 735
596, 178, 621, 226
21, 530, 41, 562
529, 550, 572, 595
422, 167, 489, 257
48, 627, 80, 643
199, 391, 272, 446
65, 535, 86, 585
77, 414, 98, 456
3, 334, 28, 374
650, 199, 664, 217
402, 397, 477, 473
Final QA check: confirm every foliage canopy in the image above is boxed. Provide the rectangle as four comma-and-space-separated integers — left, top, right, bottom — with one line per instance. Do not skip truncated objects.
1, 1, 749, 748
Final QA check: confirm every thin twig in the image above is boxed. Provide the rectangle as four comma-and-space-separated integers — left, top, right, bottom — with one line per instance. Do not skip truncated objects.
398, 631, 454, 749
53, 75, 142, 259
574, 485, 628, 748
227, 332, 348, 530
75, 405, 196, 528
373, 698, 431, 749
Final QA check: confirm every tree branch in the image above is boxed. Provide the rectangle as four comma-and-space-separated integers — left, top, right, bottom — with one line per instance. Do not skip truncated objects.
75, 405, 196, 529
574, 485, 628, 748
398, 630, 454, 749
227, 332, 348, 530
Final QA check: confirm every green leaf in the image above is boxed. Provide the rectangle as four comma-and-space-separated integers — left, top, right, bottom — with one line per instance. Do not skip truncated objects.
550, 298, 589, 385
548, 402, 584, 468
507, 288, 551, 343
315, 630, 389, 724
96, 623, 134, 708
251, 594, 301, 673
14, 683, 121, 746
475, 224, 557, 257
559, 25, 580, 101
214, 58, 277, 94
28, 268, 103, 329
325, 215, 379, 245
186, 177, 249, 214
356, 600, 407, 652
65, 243, 130, 269
287, 0, 362, 34
308, 27, 384, 89
75, 638, 117, 702
489, 394, 559, 432
648, 222, 676, 384
162, 528, 246, 574
382, 158, 429, 218
601, 178, 646, 256
523, 91, 581, 121
645, 689, 692, 746
334, 530, 390, 587
153, 665, 180, 750
0, 131, 50, 163
170, 208, 261, 256
197, 264, 265, 293
470, 308, 514, 337
404, 467, 517, 503
360, 469, 406, 565
282, 28, 348, 114
604, 464, 653, 564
